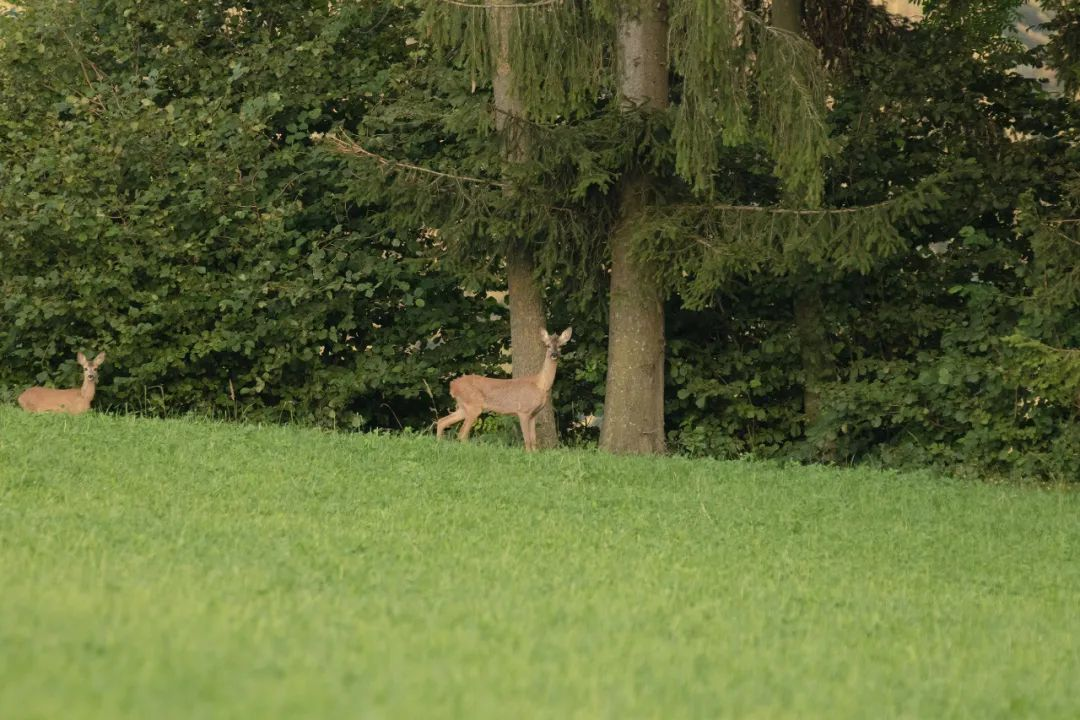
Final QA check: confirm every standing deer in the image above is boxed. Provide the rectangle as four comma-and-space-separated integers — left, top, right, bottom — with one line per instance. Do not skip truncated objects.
436, 327, 571, 450
17, 352, 106, 415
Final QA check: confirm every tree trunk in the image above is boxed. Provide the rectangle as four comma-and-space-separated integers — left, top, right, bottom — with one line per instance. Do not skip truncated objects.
794, 278, 832, 426
772, 0, 835, 436
506, 241, 557, 447
771, 0, 801, 34
489, 1, 557, 448
793, 274, 836, 437
600, 1, 668, 455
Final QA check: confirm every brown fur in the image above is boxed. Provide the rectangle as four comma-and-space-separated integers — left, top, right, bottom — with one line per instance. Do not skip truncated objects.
18, 352, 106, 415
436, 328, 571, 450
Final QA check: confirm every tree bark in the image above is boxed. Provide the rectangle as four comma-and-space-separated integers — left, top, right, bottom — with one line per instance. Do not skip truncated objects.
771, 0, 801, 33
489, 1, 557, 448
600, 1, 668, 455
506, 240, 557, 447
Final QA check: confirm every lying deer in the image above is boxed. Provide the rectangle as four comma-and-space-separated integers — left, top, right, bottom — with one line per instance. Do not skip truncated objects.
436, 327, 571, 451
17, 352, 106, 415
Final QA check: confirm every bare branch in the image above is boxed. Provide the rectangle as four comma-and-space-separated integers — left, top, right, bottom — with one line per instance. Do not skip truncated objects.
667, 198, 895, 216
59, 27, 109, 115
323, 132, 507, 188
434, 0, 562, 7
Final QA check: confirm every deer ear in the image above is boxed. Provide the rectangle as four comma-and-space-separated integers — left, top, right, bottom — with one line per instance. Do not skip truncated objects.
557, 327, 573, 345
539, 328, 551, 344
77, 352, 88, 365
92, 352, 106, 366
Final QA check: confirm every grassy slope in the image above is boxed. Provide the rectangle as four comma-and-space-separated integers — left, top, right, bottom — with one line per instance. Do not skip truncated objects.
0, 407, 1077, 719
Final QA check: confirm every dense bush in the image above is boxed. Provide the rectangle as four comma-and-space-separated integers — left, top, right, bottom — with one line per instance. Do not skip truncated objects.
0, 1, 506, 427
659, 22, 1079, 480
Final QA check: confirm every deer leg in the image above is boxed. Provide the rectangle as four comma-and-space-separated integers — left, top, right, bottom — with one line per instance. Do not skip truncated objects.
529, 416, 540, 451
436, 408, 466, 439
458, 410, 481, 441
526, 413, 541, 451
517, 413, 534, 451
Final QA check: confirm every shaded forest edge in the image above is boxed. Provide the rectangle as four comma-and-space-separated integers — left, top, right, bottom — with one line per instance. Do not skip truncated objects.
1, 1, 1078, 480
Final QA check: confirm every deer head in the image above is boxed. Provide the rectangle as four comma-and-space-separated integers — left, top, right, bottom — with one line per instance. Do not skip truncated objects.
77, 352, 106, 384
539, 327, 573, 360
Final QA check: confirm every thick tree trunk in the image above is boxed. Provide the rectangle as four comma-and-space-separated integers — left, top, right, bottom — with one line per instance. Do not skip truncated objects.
600, 1, 668, 455
489, 2, 557, 448
601, 178, 666, 454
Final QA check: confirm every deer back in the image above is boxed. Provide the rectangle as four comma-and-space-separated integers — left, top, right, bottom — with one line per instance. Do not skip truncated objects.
451, 375, 548, 415
17, 387, 92, 414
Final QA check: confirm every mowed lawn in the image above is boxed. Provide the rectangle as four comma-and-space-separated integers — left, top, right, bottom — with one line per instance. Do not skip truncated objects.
0, 407, 1077, 719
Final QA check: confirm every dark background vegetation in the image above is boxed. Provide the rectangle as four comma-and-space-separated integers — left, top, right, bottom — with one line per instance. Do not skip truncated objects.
1, 0, 1077, 480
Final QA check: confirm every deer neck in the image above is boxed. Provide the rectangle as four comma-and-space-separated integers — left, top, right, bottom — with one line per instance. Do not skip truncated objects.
81, 373, 97, 402
535, 354, 558, 393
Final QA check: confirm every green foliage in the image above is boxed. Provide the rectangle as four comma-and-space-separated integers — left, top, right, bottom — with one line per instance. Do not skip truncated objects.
667, 1, 752, 192
334, 104, 623, 303
665, 292, 805, 459
667, 2, 834, 201
1037, 0, 1080, 96
811, 28, 1077, 479
419, 0, 610, 122
2, 0, 1078, 481
752, 22, 832, 205
633, 171, 949, 309
4, 409, 1080, 717
916, 0, 1026, 44
0, 0, 506, 426
420, 0, 834, 206
1005, 335, 1080, 407
660, 18, 1080, 480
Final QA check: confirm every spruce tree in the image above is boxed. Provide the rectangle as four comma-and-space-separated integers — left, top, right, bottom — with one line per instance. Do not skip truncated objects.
332, 0, 941, 454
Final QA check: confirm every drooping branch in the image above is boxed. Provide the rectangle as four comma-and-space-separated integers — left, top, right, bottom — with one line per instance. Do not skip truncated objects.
632, 172, 951, 308
420, 0, 609, 122
754, 23, 832, 205
668, 0, 750, 193
669, 3, 831, 201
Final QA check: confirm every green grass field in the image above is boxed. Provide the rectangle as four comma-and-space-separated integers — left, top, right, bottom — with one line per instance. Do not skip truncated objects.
1, 407, 1077, 719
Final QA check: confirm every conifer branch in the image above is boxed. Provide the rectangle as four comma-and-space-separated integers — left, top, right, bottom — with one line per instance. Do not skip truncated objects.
667, 198, 896, 216
324, 132, 507, 189
433, 0, 562, 7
